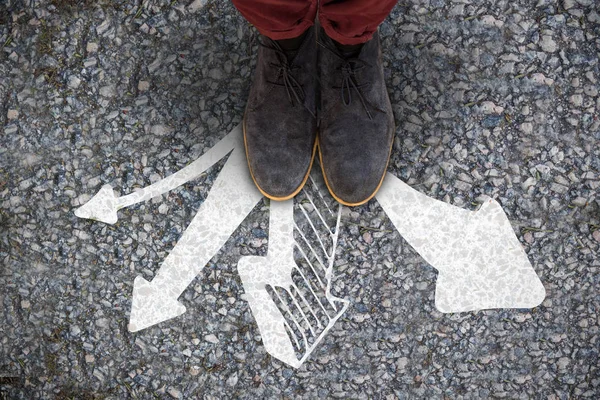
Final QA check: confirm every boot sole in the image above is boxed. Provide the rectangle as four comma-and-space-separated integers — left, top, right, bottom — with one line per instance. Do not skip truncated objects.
318, 128, 395, 207
243, 115, 317, 201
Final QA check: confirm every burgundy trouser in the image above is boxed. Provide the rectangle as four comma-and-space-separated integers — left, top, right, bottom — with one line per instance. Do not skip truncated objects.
231, 0, 397, 45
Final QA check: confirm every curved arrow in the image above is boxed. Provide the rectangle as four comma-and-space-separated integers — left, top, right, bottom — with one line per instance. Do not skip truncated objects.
375, 172, 546, 312
74, 126, 241, 224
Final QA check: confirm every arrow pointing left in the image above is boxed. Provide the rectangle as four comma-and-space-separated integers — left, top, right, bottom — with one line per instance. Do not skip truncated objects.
74, 125, 264, 331
74, 125, 242, 224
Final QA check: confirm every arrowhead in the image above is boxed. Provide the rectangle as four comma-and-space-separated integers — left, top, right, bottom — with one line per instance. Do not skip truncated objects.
74, 184, 119, 224
128, 276, 187, 332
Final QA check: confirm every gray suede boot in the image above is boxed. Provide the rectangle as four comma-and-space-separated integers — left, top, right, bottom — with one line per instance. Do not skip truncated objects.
243, 27, 318, 200
317, 29, 395, 206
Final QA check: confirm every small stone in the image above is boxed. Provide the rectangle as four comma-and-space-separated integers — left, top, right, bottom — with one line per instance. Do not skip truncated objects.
569, 94, 584, 107
96, 318, 109, 329
482, 115, 503, 128
479, 101, 504, 114
99, 85, 116, 98
226, 373, 238, 387
449, 4, 464, 16
190, 366, 201, 376
540, 35, 557, 52
188, 0, 208, 12
524, 232, 534, 244
583, 85, 598, 97
205, 334, 219, 344
151, 125, 171, 136
167, 387, 181, 399
138, 81, 150, 91
519, 122, 533, 134
85, 354, 95, 363
550, 183, 569, 194
96, 20, 111, 36
572, 197, 587, 207
481, 15, 504, 28
530, 73, 554, 86
21, 300, 30, 309
557, 357, 570, 369
86, 42, 98, 53
7, 109, 19, 120
521, 177, 536, 190
68, 75, 81, 89
208, 68, 223, 80
593, 230, 600, 243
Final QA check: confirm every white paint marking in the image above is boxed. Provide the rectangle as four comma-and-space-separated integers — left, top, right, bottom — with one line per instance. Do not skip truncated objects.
75, 127, 240, 224
128, 141, 263, 332
74, 122, 546, 367
238, 184, 348, 368
376, 172, 546, 312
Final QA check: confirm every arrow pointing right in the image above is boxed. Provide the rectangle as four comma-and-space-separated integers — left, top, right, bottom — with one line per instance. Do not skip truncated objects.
376, 172, 546, 312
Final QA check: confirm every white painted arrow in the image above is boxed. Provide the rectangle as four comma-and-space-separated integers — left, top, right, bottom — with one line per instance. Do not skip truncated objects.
375, 172, 546, 313
238, 177, 348, 368
74, 124, 264, 331
74, 126, 241, 224
74, 120, 547, 365
127, 141, 263, 332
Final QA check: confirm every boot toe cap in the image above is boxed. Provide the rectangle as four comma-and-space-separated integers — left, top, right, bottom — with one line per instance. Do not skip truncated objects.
321, 156, 387, 206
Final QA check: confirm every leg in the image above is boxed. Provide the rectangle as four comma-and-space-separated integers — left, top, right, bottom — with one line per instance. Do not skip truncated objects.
232, 0, 319, 200
231, 0, 318, 40
316, 0, 397, 206
319, 0, 397, 45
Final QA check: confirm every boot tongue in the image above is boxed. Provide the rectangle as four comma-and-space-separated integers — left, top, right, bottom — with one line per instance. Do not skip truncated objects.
334, 41, 364, 59
276, 30, 308, 61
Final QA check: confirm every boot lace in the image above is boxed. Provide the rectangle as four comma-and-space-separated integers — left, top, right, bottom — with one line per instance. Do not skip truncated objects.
318, 40, 375, 120
259, 39, 307, 108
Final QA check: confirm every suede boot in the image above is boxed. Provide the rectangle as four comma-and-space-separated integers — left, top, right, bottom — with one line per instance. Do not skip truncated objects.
317, 28, 395, 206
243, 27, 318, 200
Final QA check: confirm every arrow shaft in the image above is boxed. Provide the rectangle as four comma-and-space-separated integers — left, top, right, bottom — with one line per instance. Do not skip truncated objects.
376, 172, 473, 265
116, 126, 241, 210
150, 144, 263, 297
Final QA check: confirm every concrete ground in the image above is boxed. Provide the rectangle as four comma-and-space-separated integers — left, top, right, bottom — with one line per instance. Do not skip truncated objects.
1, 0, 598, 398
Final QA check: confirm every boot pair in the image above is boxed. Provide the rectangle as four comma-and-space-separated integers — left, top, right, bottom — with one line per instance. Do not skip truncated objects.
243, 25, 394, 206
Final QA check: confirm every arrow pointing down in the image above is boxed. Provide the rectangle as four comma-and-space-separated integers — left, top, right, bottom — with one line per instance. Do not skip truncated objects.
127, 141, 263, 331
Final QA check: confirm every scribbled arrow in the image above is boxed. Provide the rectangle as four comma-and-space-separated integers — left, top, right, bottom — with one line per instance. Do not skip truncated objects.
375, 173, 546, 312
238, 174, 348, 368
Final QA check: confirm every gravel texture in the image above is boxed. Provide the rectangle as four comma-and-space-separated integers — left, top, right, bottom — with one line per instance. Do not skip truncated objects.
1, 0, 599, 398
